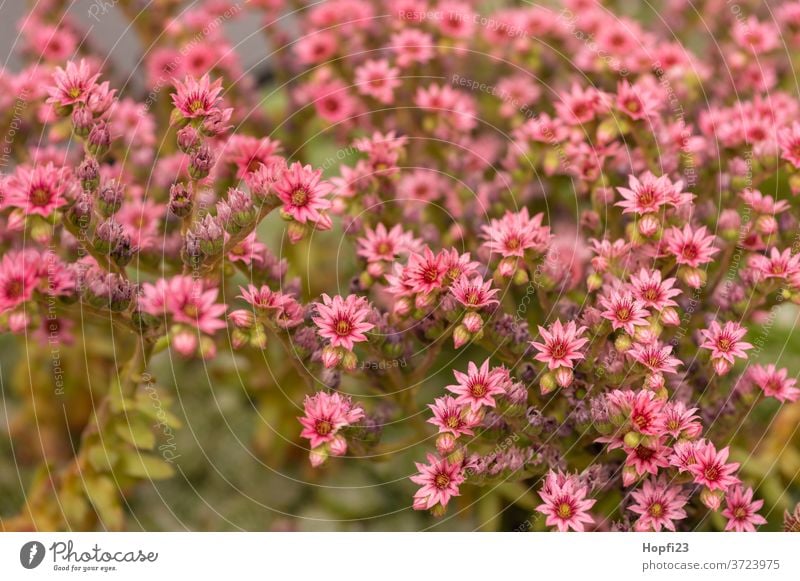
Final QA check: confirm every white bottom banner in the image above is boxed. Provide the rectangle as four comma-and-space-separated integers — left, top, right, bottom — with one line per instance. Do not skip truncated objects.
0, 533, 797, 579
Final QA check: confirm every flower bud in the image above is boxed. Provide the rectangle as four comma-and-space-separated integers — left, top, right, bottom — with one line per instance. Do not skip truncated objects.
87, 121, 111, 156
168, 183, 193, 218
193, 214, 224, 255
660, 307, 680, 326
540, 372, 557, 395
329, 434, 348, 456
554, 367, 574, 388
72, 106, 93, 137
712, 357, 733, 376
587, 272, 603, 292
622, 465, 638, 487
453, 324, 471, 349
462, 311, 483, 333
614, 334, 632, 352
321, 345, 343, 368
189, 144, 214, 179
436, 433, 457, 454
77, 157, 100, 192
177, 125, 201, 153
309, 447, 328, 467
638, 214, 660, 237
700, 488, 723, 511
97, 180, 124, 216
624, 431, 642, 448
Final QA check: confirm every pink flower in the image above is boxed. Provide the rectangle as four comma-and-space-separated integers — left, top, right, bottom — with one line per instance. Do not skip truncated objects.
615, 80, 662, 121
47, 59, 100, 106
355, 59, 401, 104
450, 274, 500, 309
238, 284, 288, 312
616, 172, 683, 215
390, 29, 434, 68
670, 440, 704, 473
224, 135, 282, 178
298, 391, 364, 450
0, 250, 40, 312
599, 289, 650, 335
403, 247, 447, 295
687, 442, 740, 491
140, 275, 227, 335
625, 438, 672, 477
749, 247, 800, 280
722, 486, 767, 532
171, 74, 226, 120
628, 477, 688, 532
749, 364, 800, 402
778, 121, 800, 168
628, 341, 682, 375
531, 320, 589, 370
536, 471, 596, 532
555, 83, 609, 125
446, 359, 507, 411
664, 225, 719, 268
658, 401, 702, 439
699, 321, 753, 366
630, 268, 682, 311
273, 162, 333, 225
357, 223, 420, 265
481, 208, 550, 259
6, 163, 69, 216
411, 453, 465, 510
312, 293, 374, 351
228, 232, 268, 266
427, 396, 475, 437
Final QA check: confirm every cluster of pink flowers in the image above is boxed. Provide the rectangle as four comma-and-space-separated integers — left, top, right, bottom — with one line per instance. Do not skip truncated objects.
3, 0, 800, 533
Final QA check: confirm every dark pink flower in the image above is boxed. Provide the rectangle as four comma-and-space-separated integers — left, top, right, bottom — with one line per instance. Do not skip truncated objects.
298, 391, 364, 450
312, 293, 374, 351
446, 359, 507, 411
450, 274, 499, 309
722, 486, 767, 532
536, 471, 596, 532
664, 225, 719, 268
427, 396, 476, 437
171, 74, 227, 120
531, 319, 589, 370
687, 442, 740, 491
628, 341, 681, 375
481, 208, 550, 259
47, 59, 100, 106
273, 162, 333, 225
6, 163, 69, 217
699, 321, 753, 367
749, 364, 800, 402
410, 453, 465, 510
629, 268, 682, 311
599, 289, 650, 335
629, 476, 688, 532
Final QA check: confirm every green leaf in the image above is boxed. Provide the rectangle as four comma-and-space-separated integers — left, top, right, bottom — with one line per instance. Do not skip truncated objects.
114, 416, 156, 450
120, 452, 175, 480
87, 445, 119, 472
83, 475, 124, 530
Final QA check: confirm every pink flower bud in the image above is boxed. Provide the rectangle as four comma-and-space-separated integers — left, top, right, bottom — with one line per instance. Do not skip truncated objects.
463, 311, 483, 333
638, 214, 660, 237
660, 307, 681, 326
329, 435, 348, 456
712, 357, 733, 376
321, 345, 343, 368
436, 433, 457, 454
172, 330, 198, 357
555, 367, 574, 388
309, 447, 328, 467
